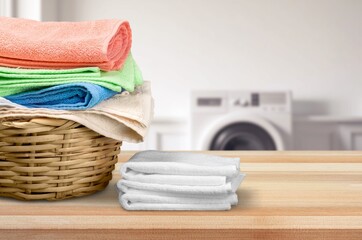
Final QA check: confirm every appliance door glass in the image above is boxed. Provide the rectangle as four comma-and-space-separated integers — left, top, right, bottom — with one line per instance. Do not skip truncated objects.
210, 123, 276, 150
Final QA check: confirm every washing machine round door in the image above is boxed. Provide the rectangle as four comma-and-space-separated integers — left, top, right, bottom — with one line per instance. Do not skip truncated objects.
199, 113, 285, 150
210, 123, 276, 150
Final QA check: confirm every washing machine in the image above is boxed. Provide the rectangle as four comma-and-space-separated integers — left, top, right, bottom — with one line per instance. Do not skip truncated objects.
191, 90, 292, 150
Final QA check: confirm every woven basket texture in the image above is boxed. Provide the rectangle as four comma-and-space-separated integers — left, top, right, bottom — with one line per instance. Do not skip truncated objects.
0, 117, 121, 201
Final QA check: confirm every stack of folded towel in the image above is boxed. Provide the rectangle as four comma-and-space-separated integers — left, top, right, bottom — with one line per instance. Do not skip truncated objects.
117, 151, 245, 211
0, 17, 152, 143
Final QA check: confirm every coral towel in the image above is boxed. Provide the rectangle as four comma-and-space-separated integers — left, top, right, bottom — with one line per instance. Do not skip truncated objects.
0, 17, 132, 71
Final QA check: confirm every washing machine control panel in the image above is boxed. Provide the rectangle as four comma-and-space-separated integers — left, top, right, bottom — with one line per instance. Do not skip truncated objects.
192, 91, 291, 113
197, 97, 222, 107
233, 98, 249, 107
233, 93, 260, 107
229, 92, 291, 113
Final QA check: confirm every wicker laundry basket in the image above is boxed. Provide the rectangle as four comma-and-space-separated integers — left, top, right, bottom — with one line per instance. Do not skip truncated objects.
0, 117, 121, 201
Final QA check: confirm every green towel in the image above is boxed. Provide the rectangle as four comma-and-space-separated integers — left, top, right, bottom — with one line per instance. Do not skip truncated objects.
0, 54, 143, 97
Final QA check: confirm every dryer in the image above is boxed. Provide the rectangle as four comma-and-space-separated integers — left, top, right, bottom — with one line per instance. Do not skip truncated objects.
191, 90, 292, 150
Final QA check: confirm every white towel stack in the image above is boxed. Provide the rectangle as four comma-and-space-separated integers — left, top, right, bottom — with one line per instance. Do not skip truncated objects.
116, 151, 245, 211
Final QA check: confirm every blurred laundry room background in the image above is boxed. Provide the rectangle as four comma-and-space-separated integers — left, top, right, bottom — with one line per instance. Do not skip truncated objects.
1, 0, 362, 150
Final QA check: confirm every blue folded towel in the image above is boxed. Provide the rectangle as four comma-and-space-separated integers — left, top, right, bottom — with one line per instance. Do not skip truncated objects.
5, 83, 118, 110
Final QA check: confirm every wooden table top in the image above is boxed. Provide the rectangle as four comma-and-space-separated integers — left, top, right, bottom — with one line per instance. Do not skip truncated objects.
1, 151, 362, 240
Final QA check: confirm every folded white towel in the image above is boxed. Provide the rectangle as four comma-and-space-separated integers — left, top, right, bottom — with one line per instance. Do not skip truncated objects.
119, 201, 232, 211
119, 189, 238, 205
117, 173, 245, 195
120, 151, 240, 178
118, 188, 235, 211
123, 170, 227, 186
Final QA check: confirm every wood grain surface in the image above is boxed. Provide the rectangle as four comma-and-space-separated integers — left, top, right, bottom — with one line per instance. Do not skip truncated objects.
1, 151, 362, 240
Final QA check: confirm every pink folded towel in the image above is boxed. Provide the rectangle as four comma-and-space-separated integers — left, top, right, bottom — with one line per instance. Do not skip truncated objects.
0, 17, 132, 71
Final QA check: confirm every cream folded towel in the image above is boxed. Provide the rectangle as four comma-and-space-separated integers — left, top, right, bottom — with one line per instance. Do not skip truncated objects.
0, 82, 153, 143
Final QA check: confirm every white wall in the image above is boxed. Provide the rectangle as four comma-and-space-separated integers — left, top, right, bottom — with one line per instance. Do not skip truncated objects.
56, 0, 362, 119
1, 0, 58, 21
0, 0, 13, 17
